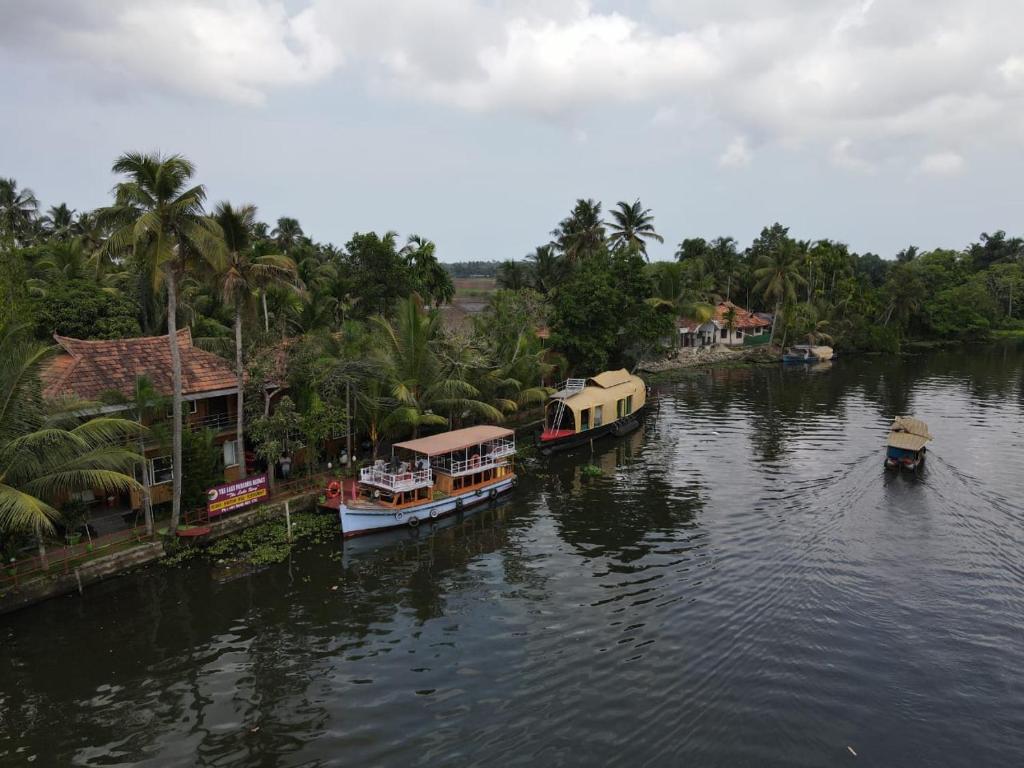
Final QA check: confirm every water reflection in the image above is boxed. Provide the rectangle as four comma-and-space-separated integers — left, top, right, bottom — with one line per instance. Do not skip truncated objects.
2, 346, 1024, 767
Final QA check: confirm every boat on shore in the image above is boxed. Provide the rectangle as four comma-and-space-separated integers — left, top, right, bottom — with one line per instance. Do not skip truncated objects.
783, 344, 834, 363
321, 425, 517, 538
885, 416, 932, 471
536, 369, 647, 455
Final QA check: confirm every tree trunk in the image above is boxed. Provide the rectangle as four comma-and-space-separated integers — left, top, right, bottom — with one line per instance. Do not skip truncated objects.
139, 433, 154, 536
769, 300, 781, 344
261, 290, 269, 333
166, 271, 184, 536
234, 308, 247, 479
346, 380, 353, 467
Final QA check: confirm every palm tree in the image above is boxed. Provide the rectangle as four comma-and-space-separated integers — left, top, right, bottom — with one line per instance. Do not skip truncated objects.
753, 241, 808, 343
214, 201, 298, 479
99, 152, 223, 535
497, 259, 530, 290
401, 235, 454, 307
527, 244, 566, 294
607, 200, 664, 258
43, 203, 75, 240
0, 321, 142, 541
271, 217, 304, 253
372, 294, 502, 437
0, 178, 39, 248
551, 199, 605, 263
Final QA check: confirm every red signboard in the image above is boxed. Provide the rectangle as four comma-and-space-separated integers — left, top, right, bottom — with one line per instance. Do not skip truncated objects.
206, 474, 269, 517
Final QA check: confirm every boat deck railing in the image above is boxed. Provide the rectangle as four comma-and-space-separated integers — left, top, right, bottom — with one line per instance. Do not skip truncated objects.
359, 465, 433, 492
432, 437, 516, 477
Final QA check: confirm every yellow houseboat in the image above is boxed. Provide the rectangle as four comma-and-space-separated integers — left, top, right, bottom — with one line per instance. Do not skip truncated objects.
537, 369, 647, 455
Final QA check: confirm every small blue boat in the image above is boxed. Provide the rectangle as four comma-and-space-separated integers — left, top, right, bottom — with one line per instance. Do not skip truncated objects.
783, 345, 834, 364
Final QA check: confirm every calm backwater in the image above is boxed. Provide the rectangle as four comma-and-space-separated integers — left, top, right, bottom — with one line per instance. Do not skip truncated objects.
2, 346, 1024, 767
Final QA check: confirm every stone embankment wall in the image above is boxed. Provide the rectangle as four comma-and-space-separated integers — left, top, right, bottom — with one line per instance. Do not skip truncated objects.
638, 345, 779, 373
0, 490, 322, 616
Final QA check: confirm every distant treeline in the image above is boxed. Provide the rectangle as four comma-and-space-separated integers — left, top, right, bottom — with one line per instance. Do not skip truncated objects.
444, 261, 501, 278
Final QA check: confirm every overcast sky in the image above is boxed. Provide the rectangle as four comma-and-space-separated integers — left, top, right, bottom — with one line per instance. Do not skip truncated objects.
2, 0, 1023, 261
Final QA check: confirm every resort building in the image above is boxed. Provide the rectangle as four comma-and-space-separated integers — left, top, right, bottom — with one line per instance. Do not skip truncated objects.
39, 330, 242, 512
678, 301, 770, 348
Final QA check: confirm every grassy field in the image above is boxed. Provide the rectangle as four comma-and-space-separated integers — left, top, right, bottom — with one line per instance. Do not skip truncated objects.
454, 277, 498, 299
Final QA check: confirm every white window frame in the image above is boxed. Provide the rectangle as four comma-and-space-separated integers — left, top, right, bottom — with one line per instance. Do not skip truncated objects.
223, 440, 239, 468
150, 455, 173, 485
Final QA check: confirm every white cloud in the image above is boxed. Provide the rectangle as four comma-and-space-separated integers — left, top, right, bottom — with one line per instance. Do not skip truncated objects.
5, 0, 1024, 166
719, 136, 751, 168
830, 138, 874, 173
919, 151, 966, 175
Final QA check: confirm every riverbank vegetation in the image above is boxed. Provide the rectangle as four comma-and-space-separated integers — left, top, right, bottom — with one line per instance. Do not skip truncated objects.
2, 157, 1022, 544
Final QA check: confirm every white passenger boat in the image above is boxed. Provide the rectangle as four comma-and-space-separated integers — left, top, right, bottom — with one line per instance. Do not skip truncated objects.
321, 425, 517, 538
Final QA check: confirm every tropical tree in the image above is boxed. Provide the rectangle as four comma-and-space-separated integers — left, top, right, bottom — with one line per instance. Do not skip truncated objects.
749, 225, 804, 340
496, 259, 531, 290
271, 216, 304, 253
372, 294, 502, 436
753, 237, 807, 343
551, 199, 605, 263
0, 178, 39, 247
42, 204, 75, 240
527, 244, 566, 294
99, 152, 224, 535
214, 201, 298, 479
607, 199, 664, 258
401, 234, 454, 307
0, 321, 142, 542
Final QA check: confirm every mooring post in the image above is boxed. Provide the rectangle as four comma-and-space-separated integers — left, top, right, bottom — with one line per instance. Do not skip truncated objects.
74, 567, 83, 595
285, 500, 293, 543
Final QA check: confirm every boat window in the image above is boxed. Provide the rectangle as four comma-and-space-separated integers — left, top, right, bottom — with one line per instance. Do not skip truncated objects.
625, 395, 633, 415
616, 398, 625, 419
594, 405, 603, 427
580, 408, 590, 431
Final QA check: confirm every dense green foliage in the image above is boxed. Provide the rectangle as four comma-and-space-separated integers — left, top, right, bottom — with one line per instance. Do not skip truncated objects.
2, 155, 1022, 538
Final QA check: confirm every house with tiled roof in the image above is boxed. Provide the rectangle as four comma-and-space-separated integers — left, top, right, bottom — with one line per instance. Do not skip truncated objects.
39, 329, 244, 512
678, 301, 770, 348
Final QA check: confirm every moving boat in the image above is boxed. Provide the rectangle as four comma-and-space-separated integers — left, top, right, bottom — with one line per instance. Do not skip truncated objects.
537, 369, 647, 455
322, 425, 517, 538
783, 344, 835, 363
885, 416, 932, 471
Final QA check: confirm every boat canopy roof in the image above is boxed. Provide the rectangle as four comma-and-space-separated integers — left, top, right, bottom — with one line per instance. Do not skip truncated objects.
394, 425, 514, 457
589, 369, 633, 388
887, 416, 932, 451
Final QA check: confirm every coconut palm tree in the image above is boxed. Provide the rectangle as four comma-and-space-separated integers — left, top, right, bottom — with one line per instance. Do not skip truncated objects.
753, 241, 808, 343
98, 152, 223, 535
527, 244, 566, 294
372, 294, 502, 437
401, 235, 454, 307
42, 203, 75, 240
0, 178, 39, 248
271, 217, 304, 253
0, 321, 142, 540
214, 201, 298, 478
551, 199, 605, 263
607, 200, 664, 258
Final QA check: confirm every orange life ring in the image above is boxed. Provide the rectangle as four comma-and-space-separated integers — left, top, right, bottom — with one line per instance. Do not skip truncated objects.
326, 481, 342, 499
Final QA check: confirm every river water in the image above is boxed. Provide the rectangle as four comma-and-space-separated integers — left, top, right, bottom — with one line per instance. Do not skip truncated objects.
2, 346, 1023, 767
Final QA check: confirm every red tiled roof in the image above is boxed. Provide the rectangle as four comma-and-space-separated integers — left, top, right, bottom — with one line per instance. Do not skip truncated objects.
41, 329, 239, 402
678, 301, 769, 332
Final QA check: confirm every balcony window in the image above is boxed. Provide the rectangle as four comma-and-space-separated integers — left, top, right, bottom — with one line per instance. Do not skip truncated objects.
166, 400, 198, 418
